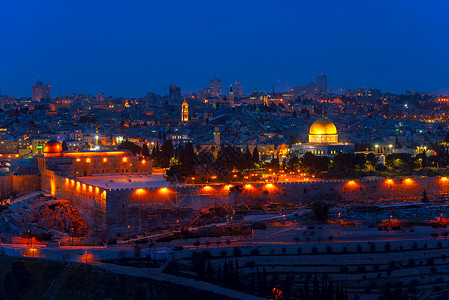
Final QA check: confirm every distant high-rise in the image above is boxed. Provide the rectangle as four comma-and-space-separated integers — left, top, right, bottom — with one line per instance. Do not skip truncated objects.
229, 86, 235, 107
97, 92, 105, 101
316, 73, 327, 95
210, 78, 222, 97
234, 81, 243, 97
32, 80, 51, 101
169, 83, 181, 102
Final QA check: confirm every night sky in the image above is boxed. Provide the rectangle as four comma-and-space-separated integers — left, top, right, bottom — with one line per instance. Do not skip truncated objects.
1, 0, 448, 97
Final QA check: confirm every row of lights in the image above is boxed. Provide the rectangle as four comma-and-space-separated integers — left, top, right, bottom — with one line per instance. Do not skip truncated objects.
346, 177, 449, 189
65, 178, 103, 195
0, 154, 19, 158
74, 157, 146, 164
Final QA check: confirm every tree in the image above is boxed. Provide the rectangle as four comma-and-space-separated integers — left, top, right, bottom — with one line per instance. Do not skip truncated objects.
251, 147, 260, 163
118, 141, 142, 155
61, 140, 68, 151
422, 189, 429, 203
159, 140, 174, 168
311, 200, 330, 223
142, 143, 150, 158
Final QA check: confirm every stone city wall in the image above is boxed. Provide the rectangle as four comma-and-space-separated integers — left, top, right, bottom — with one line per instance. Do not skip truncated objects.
41, 171, 107, 231
0, 174, 40, 199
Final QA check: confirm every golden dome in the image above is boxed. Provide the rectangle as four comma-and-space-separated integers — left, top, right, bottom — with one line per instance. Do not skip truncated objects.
309, 118, 337, 135
44, 140, 62, 153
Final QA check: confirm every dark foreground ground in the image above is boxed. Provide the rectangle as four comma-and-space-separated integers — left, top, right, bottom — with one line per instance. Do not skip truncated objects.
0, 257, 233, 300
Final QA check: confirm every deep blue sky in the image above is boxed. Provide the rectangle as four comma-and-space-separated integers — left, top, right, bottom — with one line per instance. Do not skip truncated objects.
1, 0, 448, 97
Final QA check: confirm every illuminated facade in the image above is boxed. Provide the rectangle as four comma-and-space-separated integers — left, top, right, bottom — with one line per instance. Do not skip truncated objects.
181, 99, 189, 122
292, 118, 354, 157
38, 140, 150, 177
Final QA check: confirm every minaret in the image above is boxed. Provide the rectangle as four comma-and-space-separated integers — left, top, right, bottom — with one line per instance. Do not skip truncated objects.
181, 99, 189, 122
214, 127, 220, 146
229, 85, 234, 108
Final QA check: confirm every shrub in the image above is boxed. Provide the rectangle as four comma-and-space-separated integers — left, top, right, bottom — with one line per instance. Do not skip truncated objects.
357, 266, 366, 273
233, 247, 242, 257
250, 248, 260, 256
342, 246, 348, 253
297, 247, 302, 254
311, 247, 318, 254
357, 244, 363, 252
326, 245, 332, 253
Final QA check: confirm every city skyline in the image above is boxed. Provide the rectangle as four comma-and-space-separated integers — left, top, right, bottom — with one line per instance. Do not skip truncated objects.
1, 0, 449, 97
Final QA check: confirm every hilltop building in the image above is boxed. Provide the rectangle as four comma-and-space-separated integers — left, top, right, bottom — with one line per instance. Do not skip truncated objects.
292, 118, 354, 157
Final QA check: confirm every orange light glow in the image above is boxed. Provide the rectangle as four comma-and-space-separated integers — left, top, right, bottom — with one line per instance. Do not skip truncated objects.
203, 185, 213, 192
15, 154, 19, 158
103, 158, 107, 162
95, 187, 99, 194
404, 178, 414, 185
441, 177, 449, 183
76, 158, 81, 162
265, 183, 276, 191
159, 187, 169, 194
385, 179, 394, 185
136, 188, 146, 195
345, 180, 358, 189
88, 185, 93, 192
211, 175, 217, 180
65, 178, 69, 184
244, 184, 254, 190
86, 158, 91, 163
123, 157, 128, 162
232, 174, 237, 178
191, 177, 196, 180
71, 179, 75, 186
141, 159, 146, 164
82, 183, 86, 191
224, 184, 233, 190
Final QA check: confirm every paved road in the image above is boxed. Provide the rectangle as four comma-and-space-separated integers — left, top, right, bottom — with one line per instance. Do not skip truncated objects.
95, 261, 266, 300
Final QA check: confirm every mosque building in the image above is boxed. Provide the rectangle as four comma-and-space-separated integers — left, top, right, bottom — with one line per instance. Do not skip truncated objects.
292, 118, 354, 157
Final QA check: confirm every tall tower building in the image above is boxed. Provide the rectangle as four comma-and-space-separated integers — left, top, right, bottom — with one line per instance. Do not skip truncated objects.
316, 73, 327, 95
181, 99, 189, 122
214, 127, 220, 146
234, 81, 243, 97
169, 83, 181, 102
210, 78, 222, 97
32, 80, 51, 101
97, 92, 105, 101
229, 86, 235, 107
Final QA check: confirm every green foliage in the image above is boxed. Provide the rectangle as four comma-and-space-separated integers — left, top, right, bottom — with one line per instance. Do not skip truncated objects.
311, 200, 330, 223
